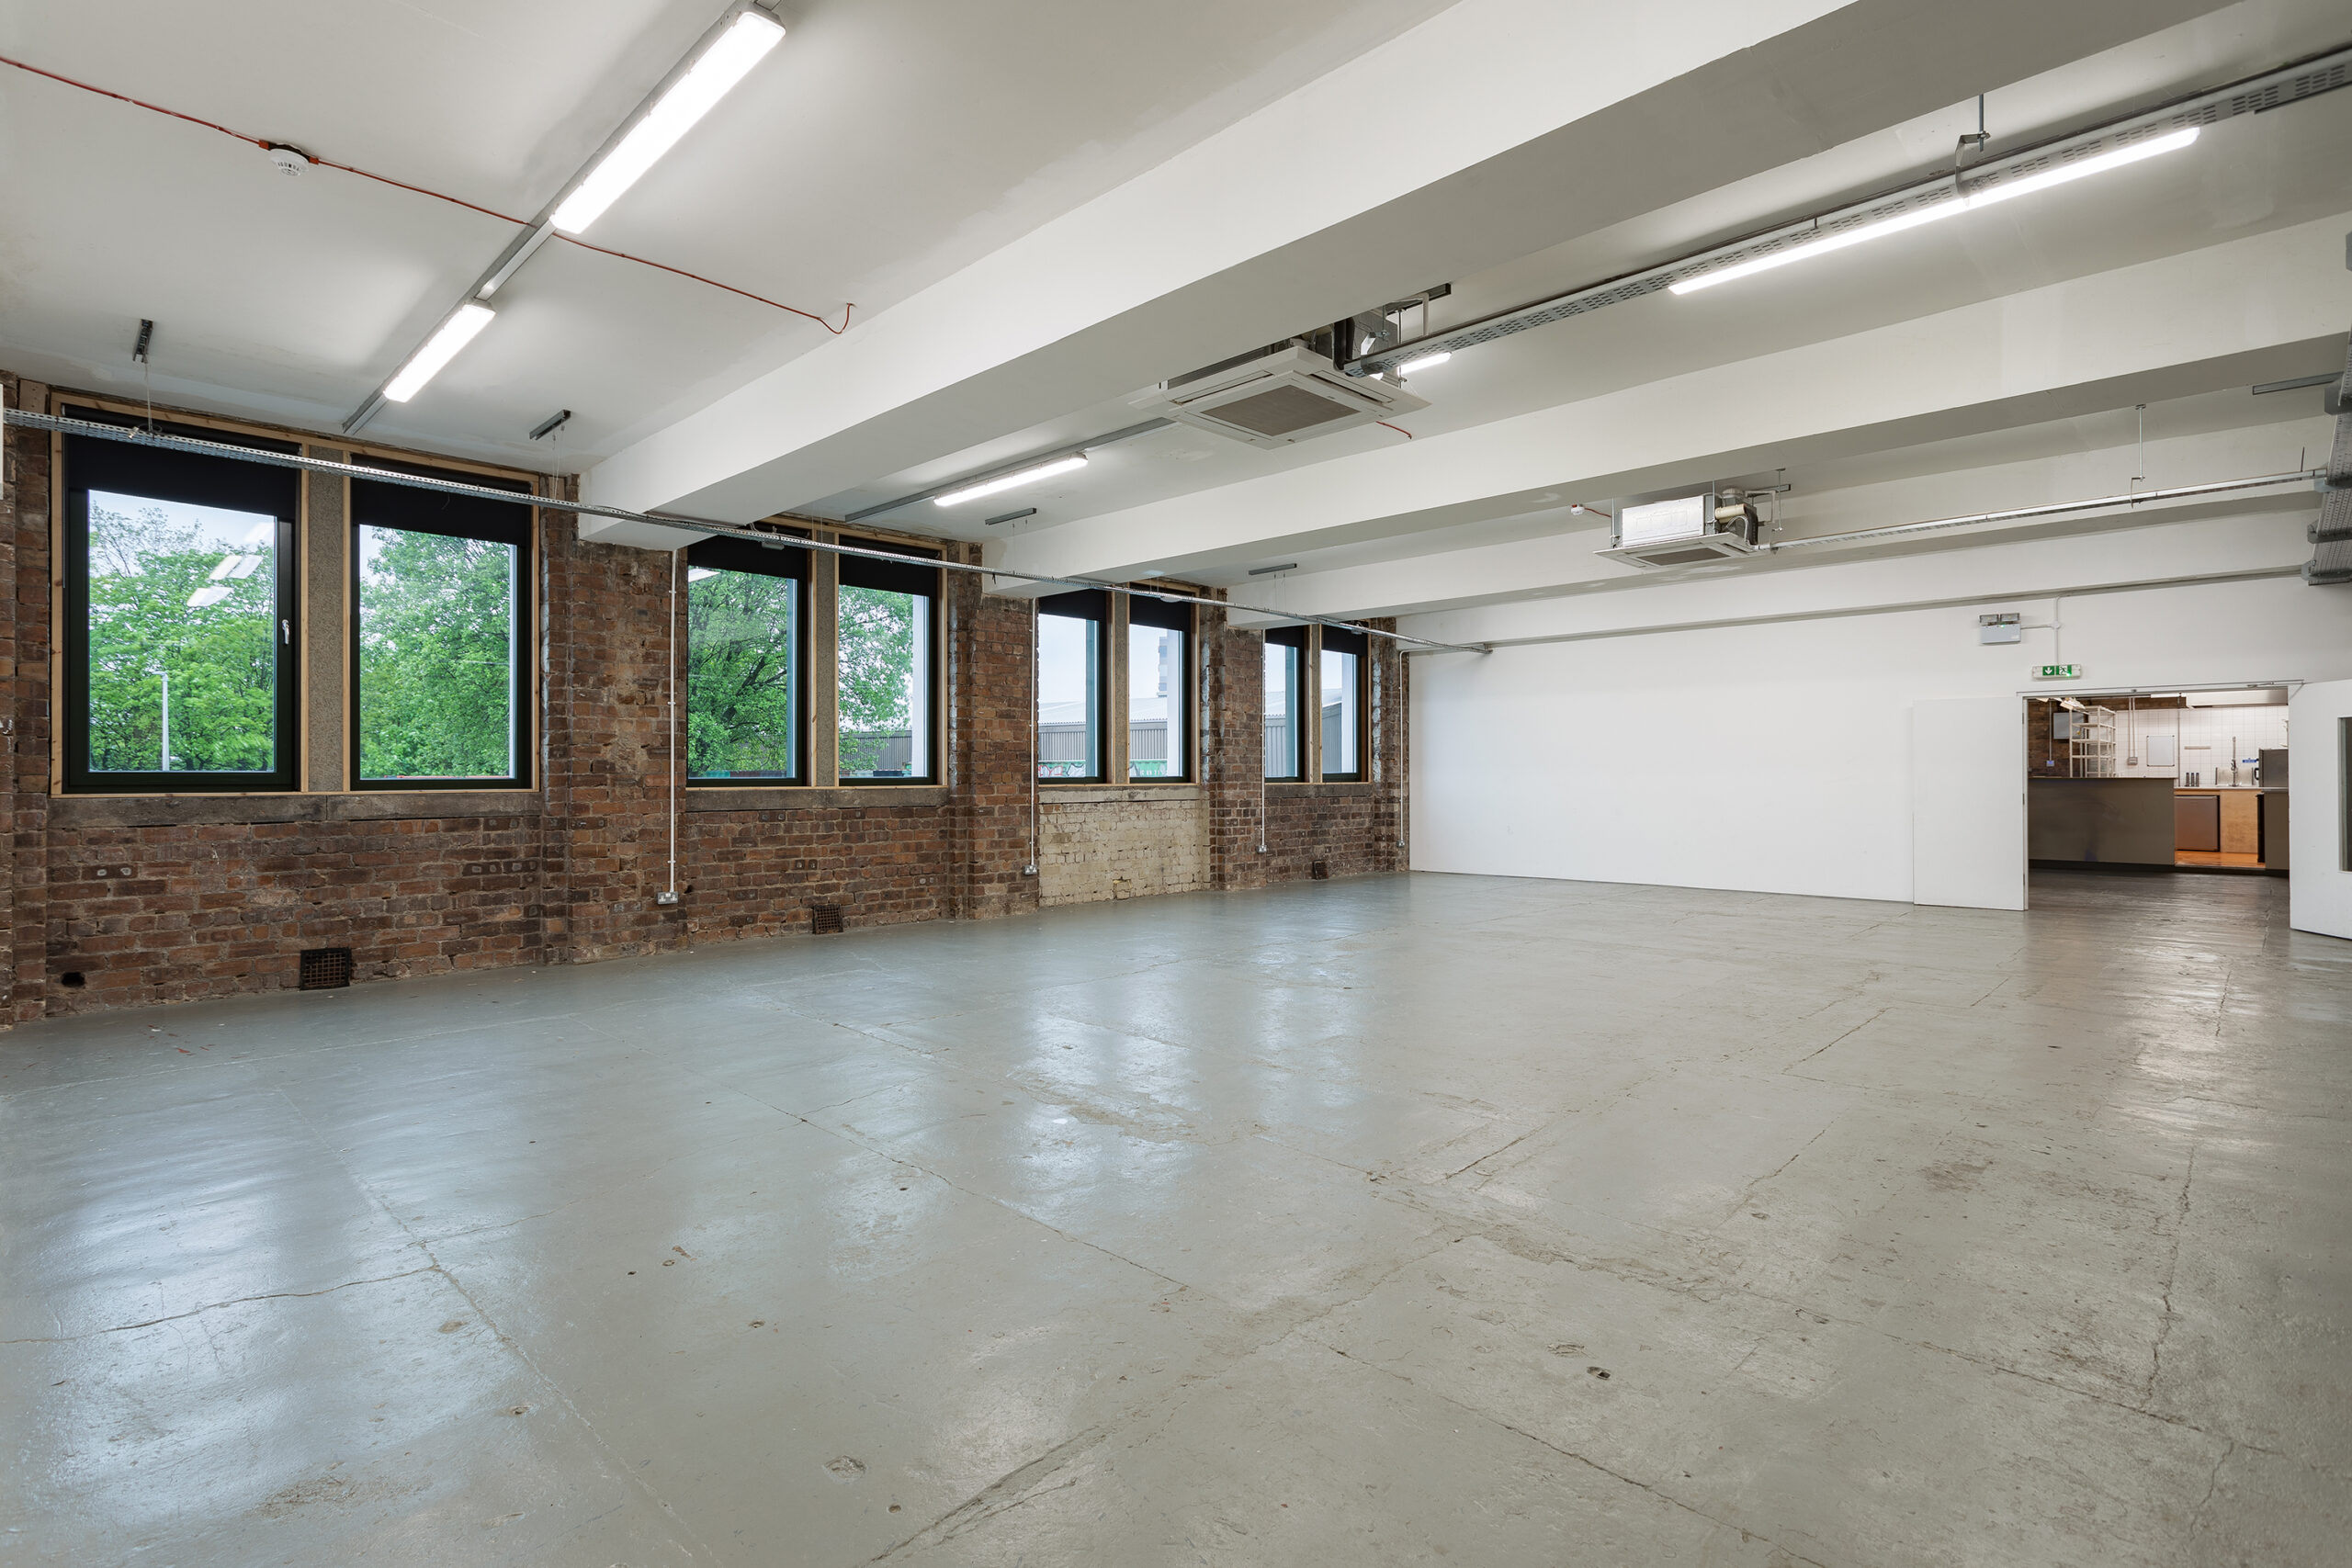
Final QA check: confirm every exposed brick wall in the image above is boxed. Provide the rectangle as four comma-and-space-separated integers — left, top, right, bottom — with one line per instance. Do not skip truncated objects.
0, 380, 1405, 1019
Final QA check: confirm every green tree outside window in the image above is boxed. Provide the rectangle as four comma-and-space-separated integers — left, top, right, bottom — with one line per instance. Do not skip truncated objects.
685, 567, 797, 777
837, 585, 923, 777
356, 526, 517, 779
85, 494, 277, 773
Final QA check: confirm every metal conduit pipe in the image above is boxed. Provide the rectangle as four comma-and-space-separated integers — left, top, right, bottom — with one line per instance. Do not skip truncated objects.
1763, 468, 2326, 552
4, 408, 1488, 655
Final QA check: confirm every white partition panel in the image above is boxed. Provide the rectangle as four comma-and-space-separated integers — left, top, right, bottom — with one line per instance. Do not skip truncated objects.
1911, 696, 2026, 910
2290, 678, 2352, 941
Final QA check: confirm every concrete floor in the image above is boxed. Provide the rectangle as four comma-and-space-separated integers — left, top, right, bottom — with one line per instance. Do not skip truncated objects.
3, 870, 2347, 1566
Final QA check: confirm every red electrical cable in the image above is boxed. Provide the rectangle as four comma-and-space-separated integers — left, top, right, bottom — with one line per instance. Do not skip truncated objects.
0, 51, 853, 333
1378, 421, 1414, 439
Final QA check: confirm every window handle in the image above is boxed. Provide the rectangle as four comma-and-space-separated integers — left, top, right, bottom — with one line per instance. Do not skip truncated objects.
282, 618, 291, 646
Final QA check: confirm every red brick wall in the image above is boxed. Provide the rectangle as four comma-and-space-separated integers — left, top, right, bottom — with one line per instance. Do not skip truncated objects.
2, 378, 1405, 1019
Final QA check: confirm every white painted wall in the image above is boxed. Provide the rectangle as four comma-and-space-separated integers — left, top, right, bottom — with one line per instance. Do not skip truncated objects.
2289, 679, 2352, 941
1409, 555, 2352, 905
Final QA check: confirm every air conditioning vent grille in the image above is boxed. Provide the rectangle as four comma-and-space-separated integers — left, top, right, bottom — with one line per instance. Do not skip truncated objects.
1136, 345, 1426, 449
1210, 384, 1361, 437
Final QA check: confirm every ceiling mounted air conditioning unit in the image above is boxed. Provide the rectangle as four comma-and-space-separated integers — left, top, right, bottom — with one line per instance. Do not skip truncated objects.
1134, 345, 1428, 449
1598, 488, 1760, 569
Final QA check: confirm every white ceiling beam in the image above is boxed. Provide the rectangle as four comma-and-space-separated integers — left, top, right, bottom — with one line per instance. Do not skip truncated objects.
1393, 507, 2324, 654
581, 0, 2222, 536
1001, 212, 2352, 595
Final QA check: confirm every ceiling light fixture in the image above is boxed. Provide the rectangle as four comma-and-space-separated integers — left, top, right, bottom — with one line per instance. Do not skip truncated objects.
933, 455, 1088, 507
383, 304, 495, 402
550, 10, 785, 234
1394, 352, 1452, 375
1672, 127, 2198, 295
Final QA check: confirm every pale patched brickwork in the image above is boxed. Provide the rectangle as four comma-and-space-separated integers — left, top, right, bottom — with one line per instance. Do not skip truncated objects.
1036, 792, 1210, 906
1, 375, 1407, 1019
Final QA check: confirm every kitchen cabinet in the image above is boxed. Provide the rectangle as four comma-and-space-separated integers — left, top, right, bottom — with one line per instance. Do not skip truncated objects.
2175, 788, 2261, 854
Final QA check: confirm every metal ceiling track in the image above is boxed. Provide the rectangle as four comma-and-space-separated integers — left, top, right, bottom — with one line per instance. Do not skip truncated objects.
1349, 42, 2352, 378
341, 0, 782, 436
8, 408, 1486, 654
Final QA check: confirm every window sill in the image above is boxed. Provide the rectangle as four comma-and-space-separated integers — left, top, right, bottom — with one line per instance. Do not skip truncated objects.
48, 790, 545, 829
685, 785, 950, 811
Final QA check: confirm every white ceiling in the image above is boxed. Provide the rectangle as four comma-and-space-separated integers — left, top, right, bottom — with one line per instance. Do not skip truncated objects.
824, 0, 2352, 547
3, 0, 2346, 623
0, 0, 1456, 454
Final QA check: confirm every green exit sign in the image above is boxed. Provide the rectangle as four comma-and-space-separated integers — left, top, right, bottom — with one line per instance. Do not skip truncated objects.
2034, 664, 2082, 681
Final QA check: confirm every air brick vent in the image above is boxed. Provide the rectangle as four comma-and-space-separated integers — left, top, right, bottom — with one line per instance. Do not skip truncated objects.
299, 947, 354, 990
1310, 861, 1329, 881
809, 903, 844, 934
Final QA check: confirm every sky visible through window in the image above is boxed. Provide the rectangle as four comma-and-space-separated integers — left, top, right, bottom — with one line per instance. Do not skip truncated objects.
85, 489, 277, 774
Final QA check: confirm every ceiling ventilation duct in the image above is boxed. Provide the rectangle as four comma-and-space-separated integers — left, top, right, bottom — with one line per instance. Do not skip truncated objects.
1134, 345, 1427, 449
1599, 488, 1761, 569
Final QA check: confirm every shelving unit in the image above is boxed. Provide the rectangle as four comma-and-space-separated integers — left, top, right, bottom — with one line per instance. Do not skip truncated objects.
2067, 705, 2119, 778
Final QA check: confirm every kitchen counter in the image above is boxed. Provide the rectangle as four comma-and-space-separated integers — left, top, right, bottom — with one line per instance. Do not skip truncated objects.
2029, 778, 2176, 866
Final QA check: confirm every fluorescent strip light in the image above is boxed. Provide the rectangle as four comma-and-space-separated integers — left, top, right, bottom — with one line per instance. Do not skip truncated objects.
1964, 126, 2198, 210
1671, 199, 1964, 294
383, 304, 495, 402
550, 11, 785, 234
1672, 125, 2198, 296
933, 455, 1088, 506
1395, 352, 1452, 375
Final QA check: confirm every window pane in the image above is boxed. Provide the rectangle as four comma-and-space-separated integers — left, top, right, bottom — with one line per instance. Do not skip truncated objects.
86, 490, 279, 775
687, 567, 797, 779
1262, 641, 1297, 779
1037, 612, 1099, 779
356, 525, 518, 780
1128, 623, 1183, 779
1321, 648, 1359, 776
838, 585, 931, 779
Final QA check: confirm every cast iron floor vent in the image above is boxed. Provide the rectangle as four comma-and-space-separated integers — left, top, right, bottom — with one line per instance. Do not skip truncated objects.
809, 903, 844, 934
1310, 861, 1329, 880
299, 947, 354, 990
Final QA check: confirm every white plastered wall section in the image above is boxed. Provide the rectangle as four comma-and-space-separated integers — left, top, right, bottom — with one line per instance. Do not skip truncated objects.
1406, 515, 2352, 906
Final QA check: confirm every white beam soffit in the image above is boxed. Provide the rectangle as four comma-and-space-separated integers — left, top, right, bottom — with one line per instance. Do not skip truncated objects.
342, 0, 783, 435
6, 409, 1478, 655
1350, 41, 2352, 378
993, 214, 2352, 592
583, 0, 2222, 524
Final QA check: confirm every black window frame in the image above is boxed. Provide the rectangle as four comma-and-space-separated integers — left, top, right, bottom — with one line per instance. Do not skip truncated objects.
1125, 593, 1195, 784
683, 533, 811, 788
1035, 588, 1110, 784
1318, 626, 1368, 783
348, 460, 536, 792
1262, 625, 1307, 783
60, 409, 303, 795
835, 538, 943, 785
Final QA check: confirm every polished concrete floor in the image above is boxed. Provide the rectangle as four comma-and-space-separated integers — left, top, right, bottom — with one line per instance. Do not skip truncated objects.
4, 870, 2347, 1566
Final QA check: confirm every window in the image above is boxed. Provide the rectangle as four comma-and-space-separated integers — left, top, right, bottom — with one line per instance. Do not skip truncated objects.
837, 543, 940, 783
1127, 595, 1192, 781
62, 413, 301, 793
685, 535, 808, 784
1263, 626, 1305, 780
1320, 626, 1365, 781
352, 463, 532, 789
1035, 590, 1106, 781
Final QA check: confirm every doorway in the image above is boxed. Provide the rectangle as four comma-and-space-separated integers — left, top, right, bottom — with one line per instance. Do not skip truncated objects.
2024, 686, 2292, 881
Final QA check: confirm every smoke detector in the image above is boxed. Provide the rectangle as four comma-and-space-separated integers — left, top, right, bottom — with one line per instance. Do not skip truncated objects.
266, 144, 311, 177
1133, 345, 1427, 449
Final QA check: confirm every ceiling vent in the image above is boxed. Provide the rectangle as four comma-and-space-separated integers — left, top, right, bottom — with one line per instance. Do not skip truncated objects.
1134, 345, 1428, 449
1598, 489, 1760, 569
